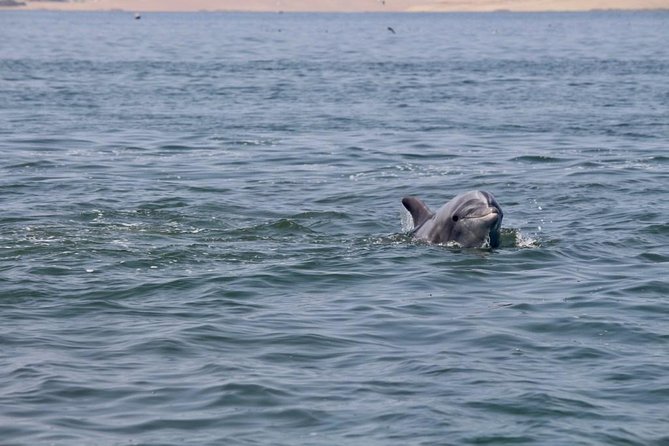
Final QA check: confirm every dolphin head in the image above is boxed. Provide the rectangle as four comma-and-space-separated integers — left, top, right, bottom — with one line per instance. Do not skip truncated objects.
403, 190, 503, 248
445, 191, 503, 248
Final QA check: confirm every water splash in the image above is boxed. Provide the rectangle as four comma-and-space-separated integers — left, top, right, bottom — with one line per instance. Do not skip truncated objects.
508, 229, 541, 248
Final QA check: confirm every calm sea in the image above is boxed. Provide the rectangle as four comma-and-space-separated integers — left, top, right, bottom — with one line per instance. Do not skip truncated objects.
1, 10, 668, 445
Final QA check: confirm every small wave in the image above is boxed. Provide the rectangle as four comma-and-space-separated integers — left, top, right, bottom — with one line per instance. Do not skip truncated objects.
511, 155, 567, 164
208, 136, 278, 147
5, 160, 59, 171
227, 219, 316, 240
292, 210, 349, 220
267, 219, 311, 232
648, 155, 669, 164
635, 252, 669, 263
641, 223, 669, 237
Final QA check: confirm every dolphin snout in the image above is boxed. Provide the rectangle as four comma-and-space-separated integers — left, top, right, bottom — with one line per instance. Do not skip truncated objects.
488, 207, 502, 222
475, 207, 502, 232
488, 208, 503, 234
470, 207, 500, 219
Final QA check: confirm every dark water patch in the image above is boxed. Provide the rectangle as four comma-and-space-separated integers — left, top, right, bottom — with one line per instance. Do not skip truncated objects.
126, 337, 200, 357
635, 252, 668, 263
291, 210, 351, 223
640, 223, 669, 238
136, 197, 191, 211
619, 280, 669, 297
511, 155, 569, 164
227, 218, 317, 240
467, 391, 605, 419
647, 155, 669, 164
1, 137, 95, 148
203, 382, 292, 409
553, 345, 621, 361
463, 433, 536, 444
4, 159, 60, 171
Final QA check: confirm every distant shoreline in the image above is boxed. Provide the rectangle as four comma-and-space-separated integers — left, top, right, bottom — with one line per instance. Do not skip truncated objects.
2, 7, 668, 13
2, 0, 669, 14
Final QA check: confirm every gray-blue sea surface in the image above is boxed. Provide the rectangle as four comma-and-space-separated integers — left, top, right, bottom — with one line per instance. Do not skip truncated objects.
1, 10, 668, 445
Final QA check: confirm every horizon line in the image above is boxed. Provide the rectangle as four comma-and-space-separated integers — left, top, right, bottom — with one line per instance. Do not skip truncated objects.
3, 7, 669, 13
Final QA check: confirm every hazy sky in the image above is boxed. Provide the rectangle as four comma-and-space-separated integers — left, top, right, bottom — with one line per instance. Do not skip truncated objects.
6, 0, 669, 12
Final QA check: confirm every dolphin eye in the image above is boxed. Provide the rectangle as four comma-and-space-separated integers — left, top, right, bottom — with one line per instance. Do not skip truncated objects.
452, 215, 459, 222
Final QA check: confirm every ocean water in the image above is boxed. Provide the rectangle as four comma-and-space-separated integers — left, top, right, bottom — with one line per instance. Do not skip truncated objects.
1, 10, 668, 445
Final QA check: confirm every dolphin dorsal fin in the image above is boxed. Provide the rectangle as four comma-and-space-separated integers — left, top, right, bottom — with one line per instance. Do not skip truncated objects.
402, 196, 433, 228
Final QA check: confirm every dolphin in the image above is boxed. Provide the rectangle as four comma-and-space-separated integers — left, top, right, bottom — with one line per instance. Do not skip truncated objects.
402, 190, 503, 248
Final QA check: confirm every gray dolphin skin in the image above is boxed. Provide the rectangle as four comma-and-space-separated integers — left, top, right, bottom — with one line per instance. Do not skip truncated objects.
402, 190, 503, 248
